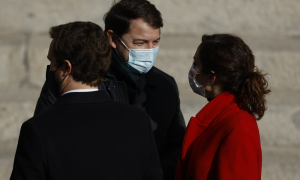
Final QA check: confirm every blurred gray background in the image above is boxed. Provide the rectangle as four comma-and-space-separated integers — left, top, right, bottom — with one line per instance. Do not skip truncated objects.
1, 0, 300, 179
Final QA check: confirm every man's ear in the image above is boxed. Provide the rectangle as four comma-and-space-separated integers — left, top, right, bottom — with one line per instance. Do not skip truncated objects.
107, 30, 117, 49
63, 60, 72, 76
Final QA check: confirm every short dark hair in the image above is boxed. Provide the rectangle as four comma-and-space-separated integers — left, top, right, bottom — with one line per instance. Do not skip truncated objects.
199, 34, 271, 120
104, 0, 163, 37
49, 21, 111, 87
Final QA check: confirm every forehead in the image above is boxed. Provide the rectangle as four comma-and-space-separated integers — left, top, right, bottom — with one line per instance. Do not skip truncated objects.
47, 40, 55, 58
47, 39, 57, 64
194, 45, 201, 61
124, 18, 160, 40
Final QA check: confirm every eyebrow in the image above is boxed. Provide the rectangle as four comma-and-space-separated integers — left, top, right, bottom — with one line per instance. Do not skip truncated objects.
132, 37, 161, 42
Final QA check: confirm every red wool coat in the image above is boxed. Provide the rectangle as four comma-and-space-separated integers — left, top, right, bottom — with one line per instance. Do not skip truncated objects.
175, 92, 262, 180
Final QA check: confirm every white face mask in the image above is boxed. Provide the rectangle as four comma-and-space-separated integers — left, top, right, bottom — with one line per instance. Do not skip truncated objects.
117, 36, 159, 74
188, 64, 208, 97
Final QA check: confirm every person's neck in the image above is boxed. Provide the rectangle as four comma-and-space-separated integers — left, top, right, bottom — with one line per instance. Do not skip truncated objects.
206, 91, 222, 99
59, 80, 97, 96
205, 82, 223, 99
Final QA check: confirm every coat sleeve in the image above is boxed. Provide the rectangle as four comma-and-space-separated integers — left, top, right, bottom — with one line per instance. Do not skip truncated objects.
34, 81, 57, 116
142, 115, 162, 180
217, 128, 261, 180
10, 121, 47, 180
160, 79, 186, 180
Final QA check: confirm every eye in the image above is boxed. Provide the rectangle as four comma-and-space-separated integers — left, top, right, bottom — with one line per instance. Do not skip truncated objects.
153, 40, 160, 45
134, 42, 144, 46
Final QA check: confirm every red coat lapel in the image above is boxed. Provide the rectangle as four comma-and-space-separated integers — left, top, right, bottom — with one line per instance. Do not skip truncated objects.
181, 92, 235, 159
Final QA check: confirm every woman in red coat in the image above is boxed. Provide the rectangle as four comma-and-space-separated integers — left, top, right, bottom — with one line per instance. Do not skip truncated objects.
175, 34, 271, 180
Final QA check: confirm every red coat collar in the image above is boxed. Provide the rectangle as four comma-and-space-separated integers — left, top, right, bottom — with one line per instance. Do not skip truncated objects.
196, 92, 235, 124
180, 92, 236, 161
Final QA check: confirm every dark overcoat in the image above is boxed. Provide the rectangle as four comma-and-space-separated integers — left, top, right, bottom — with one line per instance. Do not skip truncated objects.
11, 91, 161, 180
34, 66, 186, 180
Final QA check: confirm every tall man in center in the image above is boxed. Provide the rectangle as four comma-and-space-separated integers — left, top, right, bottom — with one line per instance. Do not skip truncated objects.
34, 0, 186, 179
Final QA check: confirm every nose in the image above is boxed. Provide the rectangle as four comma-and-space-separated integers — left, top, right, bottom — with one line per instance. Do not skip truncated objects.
145, 43, 153, 49
145, 42, 158, 49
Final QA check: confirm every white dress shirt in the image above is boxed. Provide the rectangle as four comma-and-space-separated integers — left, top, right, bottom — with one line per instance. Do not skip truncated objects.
61, 89, 99, 96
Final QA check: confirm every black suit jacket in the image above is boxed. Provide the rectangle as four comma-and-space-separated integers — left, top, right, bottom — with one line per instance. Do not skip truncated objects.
34, 66, 186, 180
11, 91, 161, 180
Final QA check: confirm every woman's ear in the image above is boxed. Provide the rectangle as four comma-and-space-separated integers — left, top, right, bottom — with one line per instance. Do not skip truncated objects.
208, 71, 216, 85
107, 30, 117, 49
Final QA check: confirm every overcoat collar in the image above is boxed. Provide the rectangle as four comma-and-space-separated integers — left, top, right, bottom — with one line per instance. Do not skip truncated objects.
54, 90, 112, 105
196, 92, 235, 124
180, 92, 236, 159
109, 49, 146, 93
145, 67, 157, 87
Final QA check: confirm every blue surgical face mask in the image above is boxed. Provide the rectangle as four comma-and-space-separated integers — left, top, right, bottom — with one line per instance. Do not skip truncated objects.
117, 36, 159, 74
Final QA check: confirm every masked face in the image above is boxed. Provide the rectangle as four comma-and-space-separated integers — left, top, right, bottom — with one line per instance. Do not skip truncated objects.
46, 65, 59, 97
108, 18, 160, 74
46, 40, 59, 97
188, 64, 209, 97
46, 64, 68, 98
117, 36, 159, 74
46, 40, 68, 97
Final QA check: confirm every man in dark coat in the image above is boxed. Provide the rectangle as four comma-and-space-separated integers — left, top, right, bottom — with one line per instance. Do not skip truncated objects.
11, 21, 161, 180
34, 0, 186, 179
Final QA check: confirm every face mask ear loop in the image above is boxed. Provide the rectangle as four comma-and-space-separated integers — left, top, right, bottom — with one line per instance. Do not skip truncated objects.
54, 62, 69, 87
56, 74, 69, 97
54, 63, 62, 73
113, 48, 124, 61
58, 74, 68, 87
190, 64, 200, 78
116, 36, 131, 52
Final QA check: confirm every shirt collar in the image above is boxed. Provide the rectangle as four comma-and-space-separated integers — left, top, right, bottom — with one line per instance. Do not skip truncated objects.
55, 90, 111, 105
61, 89, 99, 96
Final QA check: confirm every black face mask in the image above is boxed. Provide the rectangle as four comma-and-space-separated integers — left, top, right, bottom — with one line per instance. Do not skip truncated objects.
46, 65, 68, 98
